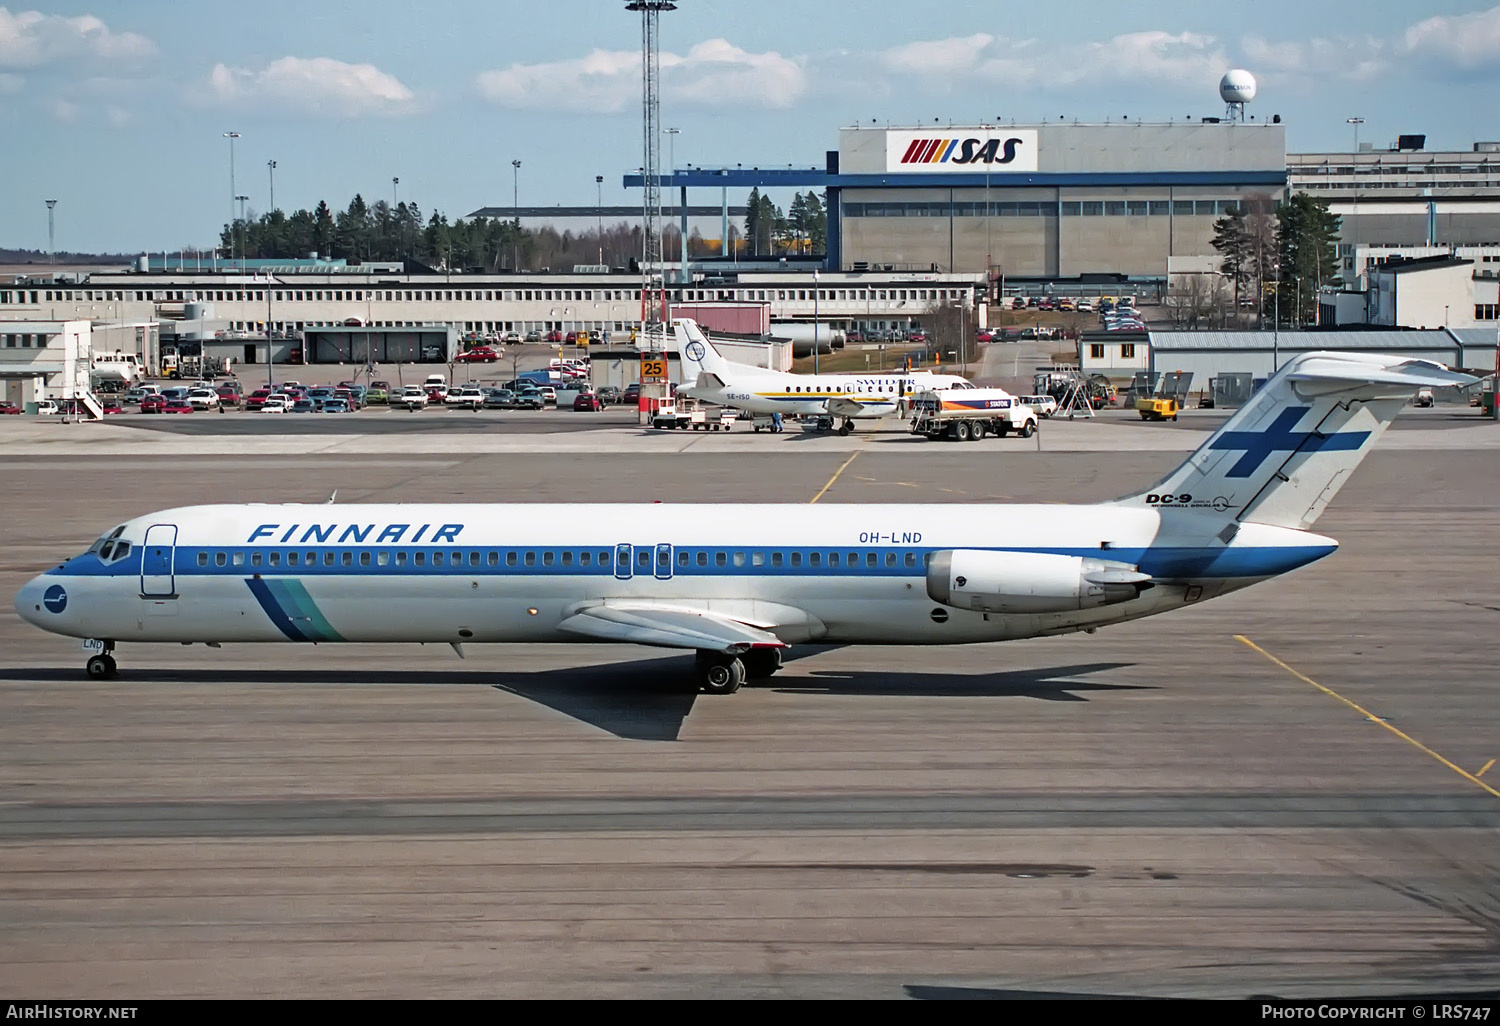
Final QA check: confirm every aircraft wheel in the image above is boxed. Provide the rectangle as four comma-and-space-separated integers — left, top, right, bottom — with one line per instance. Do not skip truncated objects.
742, 648, 783, 680
85, 654, 115, 680
697, 654, 745, 695
837, 423, 852, 436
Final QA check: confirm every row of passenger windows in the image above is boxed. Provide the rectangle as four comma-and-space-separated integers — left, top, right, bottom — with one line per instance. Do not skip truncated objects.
192, 548, 923, 570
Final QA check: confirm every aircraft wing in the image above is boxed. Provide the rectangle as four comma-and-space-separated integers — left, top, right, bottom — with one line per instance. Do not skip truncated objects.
557, 602, 791, 653
827, 396, 897, 419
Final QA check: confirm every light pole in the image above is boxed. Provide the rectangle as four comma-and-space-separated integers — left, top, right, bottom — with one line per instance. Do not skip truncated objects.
666, 128, 680, 282
595, 175, 604, 264
45, 199, 57, 265
392, 176, 399, 208
511, 159, 521, 271
267, 160, 277, 212
224, 131, 240, 261
1346, 117, 1364, 278
236, 196, 249, 255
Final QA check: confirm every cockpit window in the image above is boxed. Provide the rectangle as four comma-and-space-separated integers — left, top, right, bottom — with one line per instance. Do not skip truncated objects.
86, 525, 127, 558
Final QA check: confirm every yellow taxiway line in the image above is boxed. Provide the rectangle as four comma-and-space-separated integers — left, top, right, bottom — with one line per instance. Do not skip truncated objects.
1234, 635, 1500, 801
1478, 759, 1496, 779
809, 450, 862, 504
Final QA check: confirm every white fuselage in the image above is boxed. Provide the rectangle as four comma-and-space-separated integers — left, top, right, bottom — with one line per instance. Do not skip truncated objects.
15, 502, 1336, 649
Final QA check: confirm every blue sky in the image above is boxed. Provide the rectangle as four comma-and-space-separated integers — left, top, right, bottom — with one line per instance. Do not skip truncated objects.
3, 0, 1499, 253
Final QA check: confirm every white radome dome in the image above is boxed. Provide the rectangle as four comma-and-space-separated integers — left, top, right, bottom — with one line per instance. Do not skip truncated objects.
1219, 70, 1257, 104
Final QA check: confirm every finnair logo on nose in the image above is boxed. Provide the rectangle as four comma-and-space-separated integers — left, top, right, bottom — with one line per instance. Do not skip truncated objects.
43, 585, 67, 613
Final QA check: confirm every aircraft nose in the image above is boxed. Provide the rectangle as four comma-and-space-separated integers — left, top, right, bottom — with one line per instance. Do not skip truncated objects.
14, 575, 48, 628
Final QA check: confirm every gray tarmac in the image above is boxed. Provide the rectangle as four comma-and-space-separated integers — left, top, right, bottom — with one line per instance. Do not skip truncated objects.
2, 431, 1500, 999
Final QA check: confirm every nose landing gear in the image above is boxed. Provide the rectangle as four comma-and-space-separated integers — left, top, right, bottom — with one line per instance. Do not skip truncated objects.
84, 641, 117, 680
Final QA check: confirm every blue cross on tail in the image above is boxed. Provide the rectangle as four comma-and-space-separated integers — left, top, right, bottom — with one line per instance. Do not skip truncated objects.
1208, 407, 1370, 478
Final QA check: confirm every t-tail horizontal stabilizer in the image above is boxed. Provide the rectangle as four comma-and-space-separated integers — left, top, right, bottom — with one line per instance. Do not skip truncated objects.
1117, 352, 1478, 530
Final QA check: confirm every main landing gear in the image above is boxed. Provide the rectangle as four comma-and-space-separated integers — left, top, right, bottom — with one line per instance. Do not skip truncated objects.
694, 647, 784, 695
837, 418, 855, 436
85, 641, 118, 680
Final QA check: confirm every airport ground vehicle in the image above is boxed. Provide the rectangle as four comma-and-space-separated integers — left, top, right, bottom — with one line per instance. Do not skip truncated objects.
1136, 396, 1181, 421
1018, 394, 1059, 417
1413, 387, 1434, 408
909, 387, 1038, 440
34, 399, 59, 416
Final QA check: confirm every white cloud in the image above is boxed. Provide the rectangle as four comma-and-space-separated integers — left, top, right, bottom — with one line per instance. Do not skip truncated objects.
873, 30, 1224, 94
476, 38, 805, 113
885, 33, 994, 74
204, 56, 415, 117
45, 96, 77, 120
0, 7, 153, 69
1401, 5, 1500, 70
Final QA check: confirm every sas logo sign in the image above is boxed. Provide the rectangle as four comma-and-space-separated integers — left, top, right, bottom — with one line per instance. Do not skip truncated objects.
884, 129, 1038, 174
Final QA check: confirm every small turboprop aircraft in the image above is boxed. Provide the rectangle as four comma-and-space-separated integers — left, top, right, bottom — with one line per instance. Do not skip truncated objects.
15, 350, 1473, 694
674, 319, 968, 434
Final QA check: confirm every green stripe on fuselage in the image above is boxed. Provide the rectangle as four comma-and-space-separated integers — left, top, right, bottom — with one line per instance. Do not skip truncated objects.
266, 578, 346, 641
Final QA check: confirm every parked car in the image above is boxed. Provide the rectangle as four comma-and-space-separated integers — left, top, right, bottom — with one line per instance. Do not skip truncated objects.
123, 386, 154, 405
510, 391, 544, 410
261, 395, 292, 414
1019, 394, 1060, 418
502, 331, 522, 345
0, 400, 19, 415
186, 388, 218, 410
456, 346, 499, 363
595, 385, 623, 405
532, 385, 557, 405
100, 397, 125, 415
367, 381, 391, 404
622, 383, 642, 404
215, 386, 241, 406
447, 386, 486, 410
162, 399, 195, 414
525, 330, 542, 343
974, 330, 995, 344
291, 399, 317, 413
34, 399, 60, 416
483, 389, 515, 410
321, 399, 350, 414
139, 394, 167, 414
545, 329, 564, 344
573, 391, 605, 411
394, 386, 429, 411
1076, 299, 1094, 312
245, 389, 274, 411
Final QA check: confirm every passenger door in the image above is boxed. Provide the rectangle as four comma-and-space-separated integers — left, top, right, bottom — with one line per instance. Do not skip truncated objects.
140, 524, 178, 597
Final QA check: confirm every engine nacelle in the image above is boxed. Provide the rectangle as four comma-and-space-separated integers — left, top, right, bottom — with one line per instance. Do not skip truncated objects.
925, 549, 1151, 614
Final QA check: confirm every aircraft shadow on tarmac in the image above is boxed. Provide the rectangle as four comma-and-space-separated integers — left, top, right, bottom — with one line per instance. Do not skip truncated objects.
0, 656, 1143, 742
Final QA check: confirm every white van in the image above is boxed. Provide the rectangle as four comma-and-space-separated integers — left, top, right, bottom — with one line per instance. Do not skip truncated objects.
423, 374, 447, 389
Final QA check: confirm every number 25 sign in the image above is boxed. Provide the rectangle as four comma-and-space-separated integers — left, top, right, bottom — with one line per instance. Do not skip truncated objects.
640, 357, 666, 381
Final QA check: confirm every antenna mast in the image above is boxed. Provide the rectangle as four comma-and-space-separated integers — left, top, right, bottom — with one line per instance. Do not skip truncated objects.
627, 1, 675, 331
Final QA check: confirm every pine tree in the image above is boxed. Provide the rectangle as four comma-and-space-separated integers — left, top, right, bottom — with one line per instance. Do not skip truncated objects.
745, 187, 762, 257
1211, 205, 1251, 321
1275, 194, 1341, 327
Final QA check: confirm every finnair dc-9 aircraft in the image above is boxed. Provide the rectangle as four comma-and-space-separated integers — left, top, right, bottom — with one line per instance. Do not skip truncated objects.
15, 351, 1472, 694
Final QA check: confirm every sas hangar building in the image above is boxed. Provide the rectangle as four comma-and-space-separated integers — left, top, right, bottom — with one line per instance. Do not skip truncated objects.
647, 121, 1287, 284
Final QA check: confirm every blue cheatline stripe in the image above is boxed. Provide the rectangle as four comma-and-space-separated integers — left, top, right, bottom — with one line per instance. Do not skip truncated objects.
246, 577, 309, 641
58, 543, 1341, 583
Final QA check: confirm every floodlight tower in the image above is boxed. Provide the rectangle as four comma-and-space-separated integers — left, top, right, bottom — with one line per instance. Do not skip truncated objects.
627, 0, 676, 334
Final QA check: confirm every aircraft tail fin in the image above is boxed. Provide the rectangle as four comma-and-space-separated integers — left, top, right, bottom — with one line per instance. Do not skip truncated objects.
1115, 351, 1475, 529
675, 319, 769, 384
